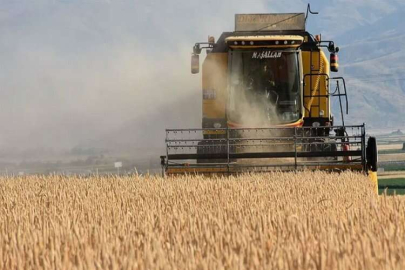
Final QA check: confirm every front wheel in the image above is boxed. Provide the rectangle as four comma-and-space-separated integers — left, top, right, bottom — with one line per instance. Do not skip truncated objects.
366, 137, 378, 172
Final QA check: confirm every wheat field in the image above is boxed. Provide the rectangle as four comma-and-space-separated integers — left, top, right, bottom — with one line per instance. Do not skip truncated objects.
0, 172, 404, 270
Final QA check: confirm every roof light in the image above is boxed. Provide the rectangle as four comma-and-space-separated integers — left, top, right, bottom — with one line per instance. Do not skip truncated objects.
213, 122, 222, 128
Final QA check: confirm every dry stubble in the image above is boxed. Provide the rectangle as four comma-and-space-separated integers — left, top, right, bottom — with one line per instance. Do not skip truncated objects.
0, 171, 404, 270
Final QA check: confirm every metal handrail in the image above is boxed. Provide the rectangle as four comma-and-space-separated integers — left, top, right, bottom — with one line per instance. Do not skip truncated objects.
167, 135, 363, 143
166, 125, 362, 132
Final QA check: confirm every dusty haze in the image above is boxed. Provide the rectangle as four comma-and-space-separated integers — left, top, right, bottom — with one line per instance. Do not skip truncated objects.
0, 0, 279, 161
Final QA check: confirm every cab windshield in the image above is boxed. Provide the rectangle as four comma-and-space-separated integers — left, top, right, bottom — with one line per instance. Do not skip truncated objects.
228, 49, 301, 126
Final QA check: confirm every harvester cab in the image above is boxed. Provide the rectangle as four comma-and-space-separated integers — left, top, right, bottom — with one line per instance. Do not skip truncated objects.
160, 6, 378, 183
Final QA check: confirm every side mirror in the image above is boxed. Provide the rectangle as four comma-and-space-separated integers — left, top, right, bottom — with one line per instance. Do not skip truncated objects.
191, 54, 200, 74
330, 53, 339, 72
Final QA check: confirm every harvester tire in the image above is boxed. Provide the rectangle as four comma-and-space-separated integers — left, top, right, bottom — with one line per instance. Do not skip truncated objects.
366, 137, 378, 172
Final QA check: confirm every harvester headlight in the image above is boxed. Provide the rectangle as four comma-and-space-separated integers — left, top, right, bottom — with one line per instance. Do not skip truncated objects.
250, 41, 254, 45
284, 40, 288, 45
234, 41, 238, 45
275, 41, 279, 45
213, 122, 222, 128
291, 40, 295, 44
320, 110, 325, 116
241, 41, 245, 45
312, 122, 321, 127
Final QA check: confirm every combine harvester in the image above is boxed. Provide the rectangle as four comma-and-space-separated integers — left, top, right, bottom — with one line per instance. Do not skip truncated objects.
160, 5, 378, 187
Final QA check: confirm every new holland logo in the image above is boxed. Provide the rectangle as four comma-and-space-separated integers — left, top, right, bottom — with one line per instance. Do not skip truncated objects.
252, 51, 282, 59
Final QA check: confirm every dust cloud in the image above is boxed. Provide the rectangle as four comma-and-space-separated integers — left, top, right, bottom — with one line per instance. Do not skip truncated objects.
229, 74, 281, 127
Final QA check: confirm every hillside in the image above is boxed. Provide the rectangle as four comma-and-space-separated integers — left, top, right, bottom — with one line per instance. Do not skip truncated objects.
336, 6, 405, 128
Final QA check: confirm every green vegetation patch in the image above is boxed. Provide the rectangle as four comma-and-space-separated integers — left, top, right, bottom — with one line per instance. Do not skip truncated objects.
379, 149, 405, 154
379, 178, 405, 187
378, 178, 405, 195
380, 164, 405, 171
379, 189, 405, 195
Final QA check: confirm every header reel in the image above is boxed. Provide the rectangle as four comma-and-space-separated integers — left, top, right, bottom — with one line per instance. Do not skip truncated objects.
160, 125, 378, 176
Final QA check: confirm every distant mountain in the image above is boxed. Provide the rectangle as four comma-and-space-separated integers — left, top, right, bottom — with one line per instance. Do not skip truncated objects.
390, 129, 404, 136
335, 6, 405, 128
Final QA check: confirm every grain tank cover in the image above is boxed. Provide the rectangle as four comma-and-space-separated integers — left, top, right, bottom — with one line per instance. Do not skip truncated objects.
235, 13, 306, 32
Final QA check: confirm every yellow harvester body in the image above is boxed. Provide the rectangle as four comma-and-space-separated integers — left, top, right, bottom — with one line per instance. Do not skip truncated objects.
161, 13, 378, 193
